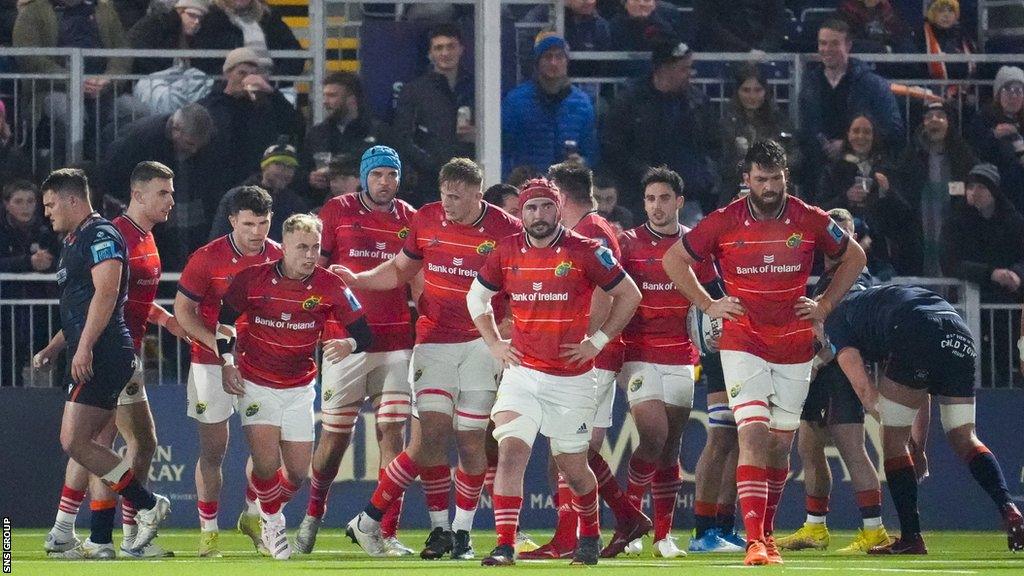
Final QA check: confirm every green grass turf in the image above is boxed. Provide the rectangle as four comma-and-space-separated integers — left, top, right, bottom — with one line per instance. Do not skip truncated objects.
7, 529, 1024, 576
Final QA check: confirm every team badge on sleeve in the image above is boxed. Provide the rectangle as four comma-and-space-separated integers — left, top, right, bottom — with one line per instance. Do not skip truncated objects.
343, 288, 362, 311
89, 240, 121, 264
594, 246, 617, 270
827, 219, 845, 243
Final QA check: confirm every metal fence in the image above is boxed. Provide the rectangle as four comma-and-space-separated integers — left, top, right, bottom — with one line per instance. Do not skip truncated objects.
1, 273, 1004, 389
0, 47, 315, 175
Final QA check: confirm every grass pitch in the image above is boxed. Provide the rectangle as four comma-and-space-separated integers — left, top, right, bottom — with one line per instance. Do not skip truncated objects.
8, 529, 1024, 576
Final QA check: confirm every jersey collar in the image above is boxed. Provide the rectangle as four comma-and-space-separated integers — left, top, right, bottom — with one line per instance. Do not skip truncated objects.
745, 195, 788, 221
121, 213, 149, 236
226, 233, 267, 259
358, 191, 396, 214
523, 224, 566, 249
644, 222, 681, 240
274, 260, 314, 284
67, 212, 101, 243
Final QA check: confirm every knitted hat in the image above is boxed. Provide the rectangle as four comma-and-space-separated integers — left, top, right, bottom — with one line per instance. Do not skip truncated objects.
926, 0, 959, 24
518, 178, 561, 212
222, 47, 264, 74
261, 139, 298, 169
651, 39, 691, 67
175, 0, 209, 15
534, 32, 568, 59
966, 162, 1001, 192
359, 145, 401, 191
994, 66, 1024, 96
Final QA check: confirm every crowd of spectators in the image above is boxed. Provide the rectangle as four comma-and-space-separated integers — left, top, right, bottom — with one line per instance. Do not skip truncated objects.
0, 0, 1020, 328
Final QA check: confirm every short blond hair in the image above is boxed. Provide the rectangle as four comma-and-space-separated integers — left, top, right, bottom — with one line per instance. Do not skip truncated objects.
827, 207, 855, 235
282, 213, 322, 236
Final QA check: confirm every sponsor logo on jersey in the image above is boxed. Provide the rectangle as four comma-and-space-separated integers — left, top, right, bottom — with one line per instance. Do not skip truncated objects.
195, 402, 207, 415
302, 295, 323, 311
322, 389, 333, 402
786, 232, 803, 248
375, 241, 387, 250
281, 312, 292, 321
532, 282, 543, 291
476, 240, 496, 255
629, 376, 643, 392
729, 383, 742, 398
764, 254, 775, 264
245, 402, 260, 417
90, 239, 121, 263
398, 226, 410, 239
576, 422, 588, 434
554, 261, 572, 277
453, 257, 464, 266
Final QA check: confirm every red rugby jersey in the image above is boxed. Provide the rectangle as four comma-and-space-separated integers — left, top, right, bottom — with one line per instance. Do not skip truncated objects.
682, 196, 848, 363
572, 211, 625, 372
320, 193, 416, 352
477, 227, 627, 377
620, 223, 717, 365
223, 261, 365, 389
402, 201, 521, 344
177, 234, 282, 365
113, 215, 161, 351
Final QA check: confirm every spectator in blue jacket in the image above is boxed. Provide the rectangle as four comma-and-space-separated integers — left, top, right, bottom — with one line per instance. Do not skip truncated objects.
798, 18, 904, 201
501, 33, 599, 179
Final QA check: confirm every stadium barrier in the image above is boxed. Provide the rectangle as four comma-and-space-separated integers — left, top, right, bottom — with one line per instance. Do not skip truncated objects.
4, 383, 1023, 531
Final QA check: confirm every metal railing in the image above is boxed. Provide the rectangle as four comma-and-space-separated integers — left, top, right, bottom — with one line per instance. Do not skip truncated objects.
0, 47, 315, 172
1, 273, 998, 389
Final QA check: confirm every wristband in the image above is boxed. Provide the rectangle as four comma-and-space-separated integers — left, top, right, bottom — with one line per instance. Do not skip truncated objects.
589, 330, 610, 351
221, 353, 236, 367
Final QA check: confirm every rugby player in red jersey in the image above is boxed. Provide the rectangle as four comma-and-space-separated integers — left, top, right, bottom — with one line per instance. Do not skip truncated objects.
173, 186, 282, 557
516, 163, 648, 560
213, 213, 371, 560
344, 158, 521, 560
662, 140, 866, 566
618, 167, 718, 558
467, 178, 641, 566
40, 162, 187, 559
295, 146, 418, 556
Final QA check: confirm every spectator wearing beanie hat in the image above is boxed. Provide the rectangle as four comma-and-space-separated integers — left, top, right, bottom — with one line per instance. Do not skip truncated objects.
209, 138, 309, 242
921, 0, 976, 94
969, 65, 1024, 210
198, 46, 304, 187
128, 0, 211, 75
500, 32, 598, 180
941, 162, 1024, 385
